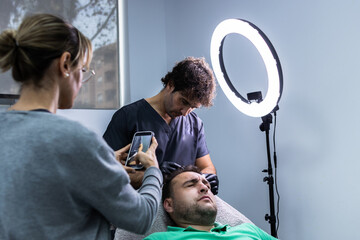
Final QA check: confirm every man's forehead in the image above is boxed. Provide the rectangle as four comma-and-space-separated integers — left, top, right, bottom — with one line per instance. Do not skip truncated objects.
172, 171, 205, 185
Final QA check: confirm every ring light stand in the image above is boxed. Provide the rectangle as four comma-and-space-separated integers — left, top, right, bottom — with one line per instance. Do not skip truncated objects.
210, 19, 283, 238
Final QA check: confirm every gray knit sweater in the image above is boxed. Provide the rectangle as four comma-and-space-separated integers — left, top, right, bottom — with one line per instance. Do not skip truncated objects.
0, 111, 162, 240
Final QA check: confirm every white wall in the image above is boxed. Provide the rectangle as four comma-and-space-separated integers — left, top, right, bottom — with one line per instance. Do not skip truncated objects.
127, 0, 168, 102
57, 109, 116, 136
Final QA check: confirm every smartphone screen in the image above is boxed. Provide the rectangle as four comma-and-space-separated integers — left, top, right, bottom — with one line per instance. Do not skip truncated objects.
125, 131, 154, 169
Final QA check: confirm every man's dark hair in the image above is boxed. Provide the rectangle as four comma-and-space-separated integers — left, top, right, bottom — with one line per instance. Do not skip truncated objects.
161, 57, 216, 107
162, 165, 202, 202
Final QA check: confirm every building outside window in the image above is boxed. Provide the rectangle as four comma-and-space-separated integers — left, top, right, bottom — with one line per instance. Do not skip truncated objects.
0, 0, 120, 109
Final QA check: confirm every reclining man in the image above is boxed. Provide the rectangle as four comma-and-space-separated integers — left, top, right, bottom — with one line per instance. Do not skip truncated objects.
144, 166, 278, 240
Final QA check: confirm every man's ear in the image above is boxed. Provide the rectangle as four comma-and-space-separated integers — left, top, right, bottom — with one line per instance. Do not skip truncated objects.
59, 52, 71, 77
163, 198, 174, 214
165, 85, 176, 95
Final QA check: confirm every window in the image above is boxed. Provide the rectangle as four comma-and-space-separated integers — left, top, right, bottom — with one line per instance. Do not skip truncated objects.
106, 89, 117, 102
97, 93, 103, 104
105, 70, 116, 82
0, 0, 121, 109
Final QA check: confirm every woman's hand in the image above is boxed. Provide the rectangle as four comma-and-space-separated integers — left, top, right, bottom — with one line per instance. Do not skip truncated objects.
114, 144, 130, 164
114, 144, 135, 173
133, 136, 159, 169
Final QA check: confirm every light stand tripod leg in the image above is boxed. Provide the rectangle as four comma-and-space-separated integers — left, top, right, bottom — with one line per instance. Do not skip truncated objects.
260, 114, 277, 238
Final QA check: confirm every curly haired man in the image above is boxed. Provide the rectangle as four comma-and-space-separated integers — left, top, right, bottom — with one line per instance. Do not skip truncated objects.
103, 57, 219, 194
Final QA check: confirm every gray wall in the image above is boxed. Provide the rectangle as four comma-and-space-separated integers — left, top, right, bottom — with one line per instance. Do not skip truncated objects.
59, 0, 360, 239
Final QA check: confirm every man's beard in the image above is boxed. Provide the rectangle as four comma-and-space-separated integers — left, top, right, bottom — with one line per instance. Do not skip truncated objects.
172, 200, 217, 226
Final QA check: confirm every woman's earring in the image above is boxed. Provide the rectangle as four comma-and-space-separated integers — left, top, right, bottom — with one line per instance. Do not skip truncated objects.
65, 73, 69, 77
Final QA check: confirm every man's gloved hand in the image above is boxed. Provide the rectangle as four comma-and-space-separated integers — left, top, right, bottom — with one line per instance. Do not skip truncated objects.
203, 173, 219, 195
160, 161, 182, 175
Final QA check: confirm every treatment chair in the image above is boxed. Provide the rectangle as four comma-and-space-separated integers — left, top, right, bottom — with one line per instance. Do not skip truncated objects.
114, 196, 253, 240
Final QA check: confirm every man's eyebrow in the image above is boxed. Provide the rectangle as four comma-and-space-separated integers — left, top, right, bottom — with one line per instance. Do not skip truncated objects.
181, 96, 200, 109
182, 177, 210, 187
202, 178, 210, 186
182, 178, 199, 186
181, 98, 190, 105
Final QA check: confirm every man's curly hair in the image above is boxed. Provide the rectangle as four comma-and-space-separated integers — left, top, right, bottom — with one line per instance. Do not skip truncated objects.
161, 57, 216, 107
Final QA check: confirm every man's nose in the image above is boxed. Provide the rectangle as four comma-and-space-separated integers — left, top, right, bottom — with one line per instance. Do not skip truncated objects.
199, 182, 209, 193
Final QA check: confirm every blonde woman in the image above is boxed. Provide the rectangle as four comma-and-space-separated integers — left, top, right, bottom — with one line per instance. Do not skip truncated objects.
0, 14, 162, 240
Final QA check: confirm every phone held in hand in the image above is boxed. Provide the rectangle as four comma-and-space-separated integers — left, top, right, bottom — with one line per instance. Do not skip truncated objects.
125, 131, 154, 170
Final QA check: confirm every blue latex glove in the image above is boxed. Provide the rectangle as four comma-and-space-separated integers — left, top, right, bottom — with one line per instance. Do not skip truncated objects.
203, 173, 219, 195
161, 161, 182, 175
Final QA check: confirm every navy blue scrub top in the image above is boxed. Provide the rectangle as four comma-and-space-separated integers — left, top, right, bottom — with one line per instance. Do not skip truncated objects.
103, 99, 209, 167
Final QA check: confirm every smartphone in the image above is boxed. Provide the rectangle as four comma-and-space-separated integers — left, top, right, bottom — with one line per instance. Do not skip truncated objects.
125, 131, 154, 169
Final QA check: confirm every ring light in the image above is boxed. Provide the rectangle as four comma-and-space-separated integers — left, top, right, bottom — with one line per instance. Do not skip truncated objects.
210, 18, 283, 117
